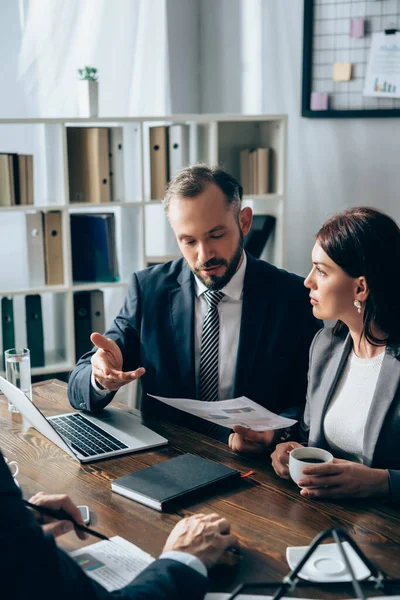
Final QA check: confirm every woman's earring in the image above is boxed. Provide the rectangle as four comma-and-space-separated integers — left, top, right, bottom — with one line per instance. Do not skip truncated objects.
354, 300, 362, 314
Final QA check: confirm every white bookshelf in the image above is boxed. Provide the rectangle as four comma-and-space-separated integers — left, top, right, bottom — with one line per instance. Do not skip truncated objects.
0, 114, 287, 379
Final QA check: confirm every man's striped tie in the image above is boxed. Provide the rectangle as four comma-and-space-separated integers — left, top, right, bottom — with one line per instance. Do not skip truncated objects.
199, 290, 225, 402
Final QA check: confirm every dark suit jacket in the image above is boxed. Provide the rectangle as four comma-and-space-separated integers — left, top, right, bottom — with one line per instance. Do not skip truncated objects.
68, 254, 321, 440
301, 327, 400, 505
0, 450, 207, 600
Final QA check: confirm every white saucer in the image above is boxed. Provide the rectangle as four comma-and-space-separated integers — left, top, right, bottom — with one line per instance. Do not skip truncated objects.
286, 541, 371, 582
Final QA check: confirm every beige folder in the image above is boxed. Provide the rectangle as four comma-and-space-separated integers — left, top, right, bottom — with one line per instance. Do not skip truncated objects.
44, 211, 64, 285
249, 149, 257, 196
240, 149, 251, 195
0, 155, 13, 206
255, 148, 270, 195
26, 155, 34, 205
18, 155, 28, 205
67, 128, 111, 203
149, 126, 169, 200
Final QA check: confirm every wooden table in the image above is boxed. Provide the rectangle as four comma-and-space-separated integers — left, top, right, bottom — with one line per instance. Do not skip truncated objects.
1, 379, 400, 596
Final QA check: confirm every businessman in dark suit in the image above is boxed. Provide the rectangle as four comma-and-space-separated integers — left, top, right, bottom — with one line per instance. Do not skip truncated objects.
0, 450, 237, 600
68, 165, 321, 444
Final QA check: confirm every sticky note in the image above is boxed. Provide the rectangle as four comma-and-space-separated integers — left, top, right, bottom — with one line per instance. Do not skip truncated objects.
350, 18, 365, 38
333, 62, 352, 82
310, 92, 328, 110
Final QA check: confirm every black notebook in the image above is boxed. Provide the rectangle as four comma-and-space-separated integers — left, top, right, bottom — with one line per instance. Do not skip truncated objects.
111, 453, 241, 511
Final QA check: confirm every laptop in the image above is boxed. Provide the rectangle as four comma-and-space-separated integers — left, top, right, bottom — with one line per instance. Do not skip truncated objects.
0, 376, 168, 463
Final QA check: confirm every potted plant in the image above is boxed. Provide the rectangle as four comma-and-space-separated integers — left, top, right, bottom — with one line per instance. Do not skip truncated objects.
77, 66, 98, 117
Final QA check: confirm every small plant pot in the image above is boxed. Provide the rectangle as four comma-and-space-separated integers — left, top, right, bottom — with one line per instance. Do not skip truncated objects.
77, 80, 98, 117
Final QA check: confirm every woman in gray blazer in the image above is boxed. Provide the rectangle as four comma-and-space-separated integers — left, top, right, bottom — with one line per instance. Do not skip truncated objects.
271, 206, 400, 505
231, 207, 400, 505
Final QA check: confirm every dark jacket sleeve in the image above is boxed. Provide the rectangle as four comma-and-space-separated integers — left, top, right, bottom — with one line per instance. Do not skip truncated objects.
0, 450, 207, 600
68, 273, 143, 412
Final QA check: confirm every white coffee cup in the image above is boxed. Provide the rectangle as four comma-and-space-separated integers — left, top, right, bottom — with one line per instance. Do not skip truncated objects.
289, 446, 333, 486
4, 457, 19, 486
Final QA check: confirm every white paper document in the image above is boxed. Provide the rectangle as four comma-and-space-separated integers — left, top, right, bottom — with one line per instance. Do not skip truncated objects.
149, 395, 297, 431
364, 32, 400, 98
70, 536, 154, 592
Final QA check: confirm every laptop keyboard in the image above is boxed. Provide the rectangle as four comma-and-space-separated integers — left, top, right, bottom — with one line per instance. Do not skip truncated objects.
50, 413, 129, 458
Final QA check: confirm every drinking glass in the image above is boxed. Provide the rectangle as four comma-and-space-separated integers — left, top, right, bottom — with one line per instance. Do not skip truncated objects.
4, 348, 32, 413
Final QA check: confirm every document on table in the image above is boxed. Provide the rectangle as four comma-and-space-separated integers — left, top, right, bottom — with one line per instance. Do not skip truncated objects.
149, 395, 297, 431
70, 536, 154, 592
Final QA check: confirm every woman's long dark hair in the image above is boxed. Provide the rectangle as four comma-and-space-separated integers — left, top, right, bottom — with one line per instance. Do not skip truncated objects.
317, 207, 400, 345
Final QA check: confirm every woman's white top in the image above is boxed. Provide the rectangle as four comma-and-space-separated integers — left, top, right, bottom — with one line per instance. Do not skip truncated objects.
323, 350, 385, 462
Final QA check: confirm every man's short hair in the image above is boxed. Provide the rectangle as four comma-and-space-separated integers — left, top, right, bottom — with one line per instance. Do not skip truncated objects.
164, 164, 243, 216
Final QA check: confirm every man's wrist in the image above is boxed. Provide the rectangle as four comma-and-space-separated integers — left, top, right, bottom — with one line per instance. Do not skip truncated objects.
372, 469, 390, 498
90, 371, 109, 395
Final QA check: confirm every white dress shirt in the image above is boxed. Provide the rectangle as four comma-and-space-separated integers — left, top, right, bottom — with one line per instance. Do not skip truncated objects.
92, 253, 247, 400
324, 350, 384, 462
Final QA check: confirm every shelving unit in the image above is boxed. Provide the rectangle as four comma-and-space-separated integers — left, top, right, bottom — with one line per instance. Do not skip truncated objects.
0, 114, 287, 382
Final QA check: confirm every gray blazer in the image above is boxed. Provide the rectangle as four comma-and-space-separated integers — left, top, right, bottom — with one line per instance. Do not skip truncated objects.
302, 327, 400, 506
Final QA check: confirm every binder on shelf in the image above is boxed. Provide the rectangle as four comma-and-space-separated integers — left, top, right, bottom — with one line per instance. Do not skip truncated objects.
249, 149, 257, 195
67, 128, 111, 204
44, 211, 64, 286
26, 155, 34, 205
109, 127, 124, 203
70, 213, 119, 283
8, 154, 20, 206
73, 292, 93, 361
244, 215, 276, 258
1, 297, 15, 369
240, 149, 250, 195
254, 148, 270, 195
168, 124, 190, 179
240, 147, 271, 195
25, 212, 46, 288
0, 154, 13, 206
18, 155, 28, 205
149, 126, 169, 200
90, 290, 105, 334
25, 294, 45, 368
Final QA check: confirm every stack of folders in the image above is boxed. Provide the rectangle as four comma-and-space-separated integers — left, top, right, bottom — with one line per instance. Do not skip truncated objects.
111, 453, 241, 511
73, 290, 105, 361
70, 213, 119, 283
240, 148, 271, 195
0, 153, 34, 206
149, 124, 190, 200
1, 295, 45, 368
67, 127, 124, 204
244, 215, 276, 259
25, 211, 64, 286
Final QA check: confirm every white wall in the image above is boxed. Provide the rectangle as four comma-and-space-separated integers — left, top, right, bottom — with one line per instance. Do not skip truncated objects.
1, 0, 399, 276
199, 0, 400, 276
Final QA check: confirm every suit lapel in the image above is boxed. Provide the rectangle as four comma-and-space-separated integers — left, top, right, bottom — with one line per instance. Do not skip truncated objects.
312, 334, 353, 446
362, 342, 400, 466
169, 265, 196, 398
233, 256, 269, 396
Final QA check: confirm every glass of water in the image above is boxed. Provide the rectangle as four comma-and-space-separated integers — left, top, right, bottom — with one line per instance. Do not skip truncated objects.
4, 348, 32, 413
